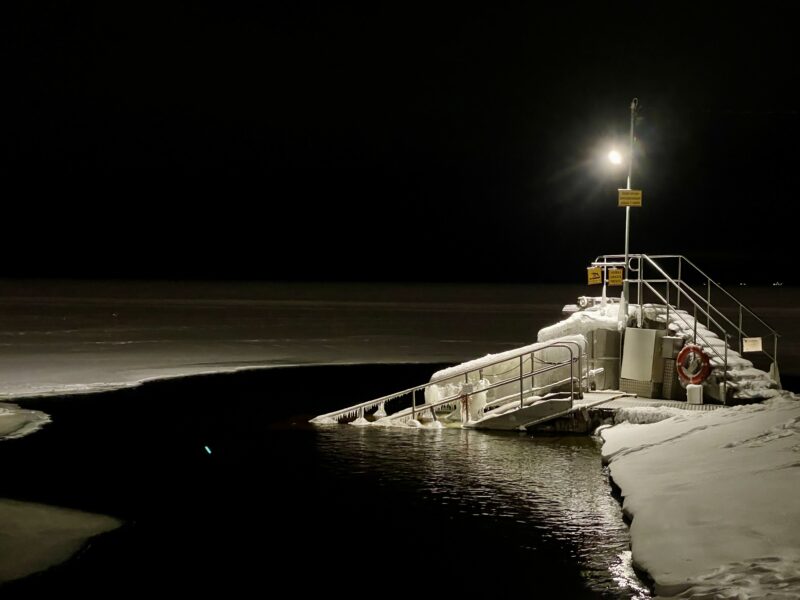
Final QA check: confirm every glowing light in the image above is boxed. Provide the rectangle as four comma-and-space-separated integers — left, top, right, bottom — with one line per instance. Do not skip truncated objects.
204, 445, 212, 454
608, 150, 623, 165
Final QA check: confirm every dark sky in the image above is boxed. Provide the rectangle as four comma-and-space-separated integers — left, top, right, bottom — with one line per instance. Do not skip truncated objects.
4, 2, 798, 283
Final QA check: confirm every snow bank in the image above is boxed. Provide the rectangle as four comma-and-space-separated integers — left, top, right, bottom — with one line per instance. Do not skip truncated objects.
426, 335, 586, 414
600, 392, 800, 598
428, 334, 586, 382
538, 302, 621, 342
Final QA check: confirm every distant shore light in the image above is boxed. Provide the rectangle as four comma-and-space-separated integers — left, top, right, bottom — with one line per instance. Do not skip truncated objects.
608, 150, 623, 165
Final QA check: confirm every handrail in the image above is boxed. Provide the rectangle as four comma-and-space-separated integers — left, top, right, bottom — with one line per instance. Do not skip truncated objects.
640, 282, 726, 362
678, 255, 779, 336
596, 253, 780, 336
310, 340, 586, 424
380, 353, 581, 424
594, 252, 780, 367
640, 256, 730, 335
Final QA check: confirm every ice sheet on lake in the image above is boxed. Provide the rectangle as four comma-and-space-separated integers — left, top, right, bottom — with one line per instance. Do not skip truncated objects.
0, 498, 121, 584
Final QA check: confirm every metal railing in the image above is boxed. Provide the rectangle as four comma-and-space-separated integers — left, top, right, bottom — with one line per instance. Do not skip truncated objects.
592, 253, 782, 396
310, 340, 588, 424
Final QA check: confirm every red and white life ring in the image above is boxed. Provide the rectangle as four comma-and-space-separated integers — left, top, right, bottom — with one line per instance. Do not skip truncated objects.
675, 343, 711, 385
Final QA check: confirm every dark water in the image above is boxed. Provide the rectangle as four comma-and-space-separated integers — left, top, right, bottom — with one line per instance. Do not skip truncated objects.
1, 364, 648, 598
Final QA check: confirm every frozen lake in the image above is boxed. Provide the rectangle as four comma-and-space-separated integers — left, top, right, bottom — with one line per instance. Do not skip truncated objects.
2, 280, 796, 401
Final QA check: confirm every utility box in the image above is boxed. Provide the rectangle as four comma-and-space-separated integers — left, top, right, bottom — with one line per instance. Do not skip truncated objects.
620, 327, 667, 398
591, 329, 620, 390
661, 336, 684, 400
661, 336, 684, 359
662, 358, 682, 400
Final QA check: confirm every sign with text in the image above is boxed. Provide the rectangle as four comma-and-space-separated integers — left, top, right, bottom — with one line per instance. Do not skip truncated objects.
587, 266, 602, 285
608, 268, 624, 286
742, 337, 763, 353
618, 189, 642, 207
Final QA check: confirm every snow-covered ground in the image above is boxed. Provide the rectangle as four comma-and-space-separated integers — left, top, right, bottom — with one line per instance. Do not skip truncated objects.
601, 394, 800, 599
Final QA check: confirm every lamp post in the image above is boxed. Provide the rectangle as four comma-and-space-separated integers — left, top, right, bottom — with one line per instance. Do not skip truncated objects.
609, 98, 639, 310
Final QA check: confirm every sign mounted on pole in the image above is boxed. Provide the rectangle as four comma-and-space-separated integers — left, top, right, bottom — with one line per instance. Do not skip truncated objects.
608, 268, 623, 286
618, 189, 642, 207
742, 337, 763, 353
587, 267, 602, 285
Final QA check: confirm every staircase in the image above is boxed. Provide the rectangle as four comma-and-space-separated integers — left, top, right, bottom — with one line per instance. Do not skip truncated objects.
592, 254, 781, 403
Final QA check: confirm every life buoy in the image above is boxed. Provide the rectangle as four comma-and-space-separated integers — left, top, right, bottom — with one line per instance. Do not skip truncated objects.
675, 343, 711, 385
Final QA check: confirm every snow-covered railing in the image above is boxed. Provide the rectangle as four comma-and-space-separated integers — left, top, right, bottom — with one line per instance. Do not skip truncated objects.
309, 340, 587, 425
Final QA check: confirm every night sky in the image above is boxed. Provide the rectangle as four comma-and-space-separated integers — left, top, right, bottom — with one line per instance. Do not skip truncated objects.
5, 3, 798, 283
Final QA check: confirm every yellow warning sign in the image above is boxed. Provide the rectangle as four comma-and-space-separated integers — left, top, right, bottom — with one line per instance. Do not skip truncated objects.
587, 266, 602, 285
608, 268, 624, 286
618, 189, 642, 207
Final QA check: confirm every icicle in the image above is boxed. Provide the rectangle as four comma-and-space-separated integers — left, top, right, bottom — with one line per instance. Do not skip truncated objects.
374, 402, 387, 418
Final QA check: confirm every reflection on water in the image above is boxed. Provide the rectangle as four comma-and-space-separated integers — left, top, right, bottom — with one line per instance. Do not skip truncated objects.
315, 426, 650, 599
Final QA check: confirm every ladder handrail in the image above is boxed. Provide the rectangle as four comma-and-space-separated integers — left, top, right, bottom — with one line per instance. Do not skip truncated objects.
678, 255, 780, 337
639, 256, 730, 336
640, 281, 727, 364
310, 340, 586, 423
380, 354, 582, 423
639, 254, 777, 363
595, 253, 780, 338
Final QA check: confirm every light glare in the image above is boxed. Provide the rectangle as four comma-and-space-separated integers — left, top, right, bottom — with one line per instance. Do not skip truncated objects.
608, 150, 623, 165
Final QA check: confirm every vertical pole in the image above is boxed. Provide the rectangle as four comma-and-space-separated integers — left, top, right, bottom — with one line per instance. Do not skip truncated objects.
624, 206, 631, 312
677, 257, 682, 310
774, 334, 779, 388
666, 283, 670, 325
623, 98, 638, 315
706, 279, 711, 330
693, 305, 698, 344
412, 389, 416, 420
519, 356, 524, 408
738, 307, 743, 354
637, 256, 643, 325
723, 338, 729, 404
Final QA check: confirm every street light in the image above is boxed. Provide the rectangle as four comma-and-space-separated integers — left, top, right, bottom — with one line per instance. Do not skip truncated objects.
609, 98, 639, 312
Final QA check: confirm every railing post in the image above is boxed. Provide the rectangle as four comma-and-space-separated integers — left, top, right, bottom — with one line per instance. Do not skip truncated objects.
774, 334, 779, 388
519, 356, 524, 408
706, 278, 711, 330
738, 306, 743, 354
693, 304, 698, 344
666, 283, 670, 324
569, 347, 575, 400
530, 352, 535, 391
637, 256, 643, 325
677, 257, 682, 310
723, 336, 729, 405
412, 389, 416, 420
